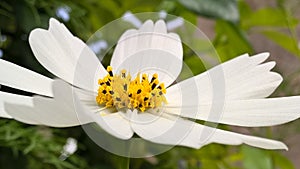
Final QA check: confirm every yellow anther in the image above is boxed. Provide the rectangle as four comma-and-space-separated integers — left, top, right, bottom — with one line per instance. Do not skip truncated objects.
107, 66, 113, 76
107, 66, 113, 72
121, 69, 127, 78
96, 66, 167, 112
152, 73, 158, 79
142, 74, 148, 81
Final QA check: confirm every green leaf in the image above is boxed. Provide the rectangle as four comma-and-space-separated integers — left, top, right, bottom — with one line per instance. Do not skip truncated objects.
272, 152, 295, 169
241, 8, 298, 30
214, 20, 253, 61
242, 146, 272, 169
177, 0, 239, 23
262, 30, 300, 57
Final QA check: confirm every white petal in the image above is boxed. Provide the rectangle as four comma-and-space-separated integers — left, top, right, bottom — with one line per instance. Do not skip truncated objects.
195, 124, 287, 150
224, 52, 282, 99
153, 20, 167, 34
110, 29, 138, 68
5, 80, 93, 127
166, 53, 282, 106
111, 20, 183, 87
131, 111, 192, 144
0, 59, 53, 97
165, 96, 300, 127
12, 78, 134, 139
164, 53, 294, 127
89, 110, 134, 140
131, 112, 287, 150
115, 49, 182, 87
29, 18, 106, 92
139, 20, 154, 32
0, 92, 33, 120
71, 86, 134, 139
219, 97, 300, 126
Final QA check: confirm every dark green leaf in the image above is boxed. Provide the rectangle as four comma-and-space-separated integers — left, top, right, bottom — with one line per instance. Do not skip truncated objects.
178, 0, 239, 22
15, 1, 41, 32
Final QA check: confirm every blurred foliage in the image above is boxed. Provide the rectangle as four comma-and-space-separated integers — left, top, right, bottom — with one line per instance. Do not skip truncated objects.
214, 0, 300, 60
178, 0, 239, 23
0, 0, 300, 168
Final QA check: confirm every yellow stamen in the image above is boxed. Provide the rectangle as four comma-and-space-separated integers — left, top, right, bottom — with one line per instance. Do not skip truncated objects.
96, 66, 167, 112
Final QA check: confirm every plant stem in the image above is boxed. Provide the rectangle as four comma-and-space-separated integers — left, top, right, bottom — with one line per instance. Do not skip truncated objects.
118, 156, 130, 169
125, 157, 130, 169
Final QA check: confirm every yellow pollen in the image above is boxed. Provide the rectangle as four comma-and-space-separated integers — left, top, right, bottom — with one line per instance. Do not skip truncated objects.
96, 66, 167, 112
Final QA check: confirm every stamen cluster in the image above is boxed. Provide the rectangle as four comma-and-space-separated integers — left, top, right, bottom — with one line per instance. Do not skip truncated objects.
96, 66, 167, 112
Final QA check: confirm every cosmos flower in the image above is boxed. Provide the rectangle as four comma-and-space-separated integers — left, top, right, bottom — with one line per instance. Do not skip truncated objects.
1, 18, 300, 150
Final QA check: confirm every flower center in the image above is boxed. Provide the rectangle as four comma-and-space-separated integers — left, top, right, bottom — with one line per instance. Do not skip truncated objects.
96, 66, 167, 112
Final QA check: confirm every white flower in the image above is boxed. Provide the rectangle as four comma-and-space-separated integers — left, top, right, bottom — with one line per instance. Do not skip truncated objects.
1, 18, 300, 150
59, 137, 78, 161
